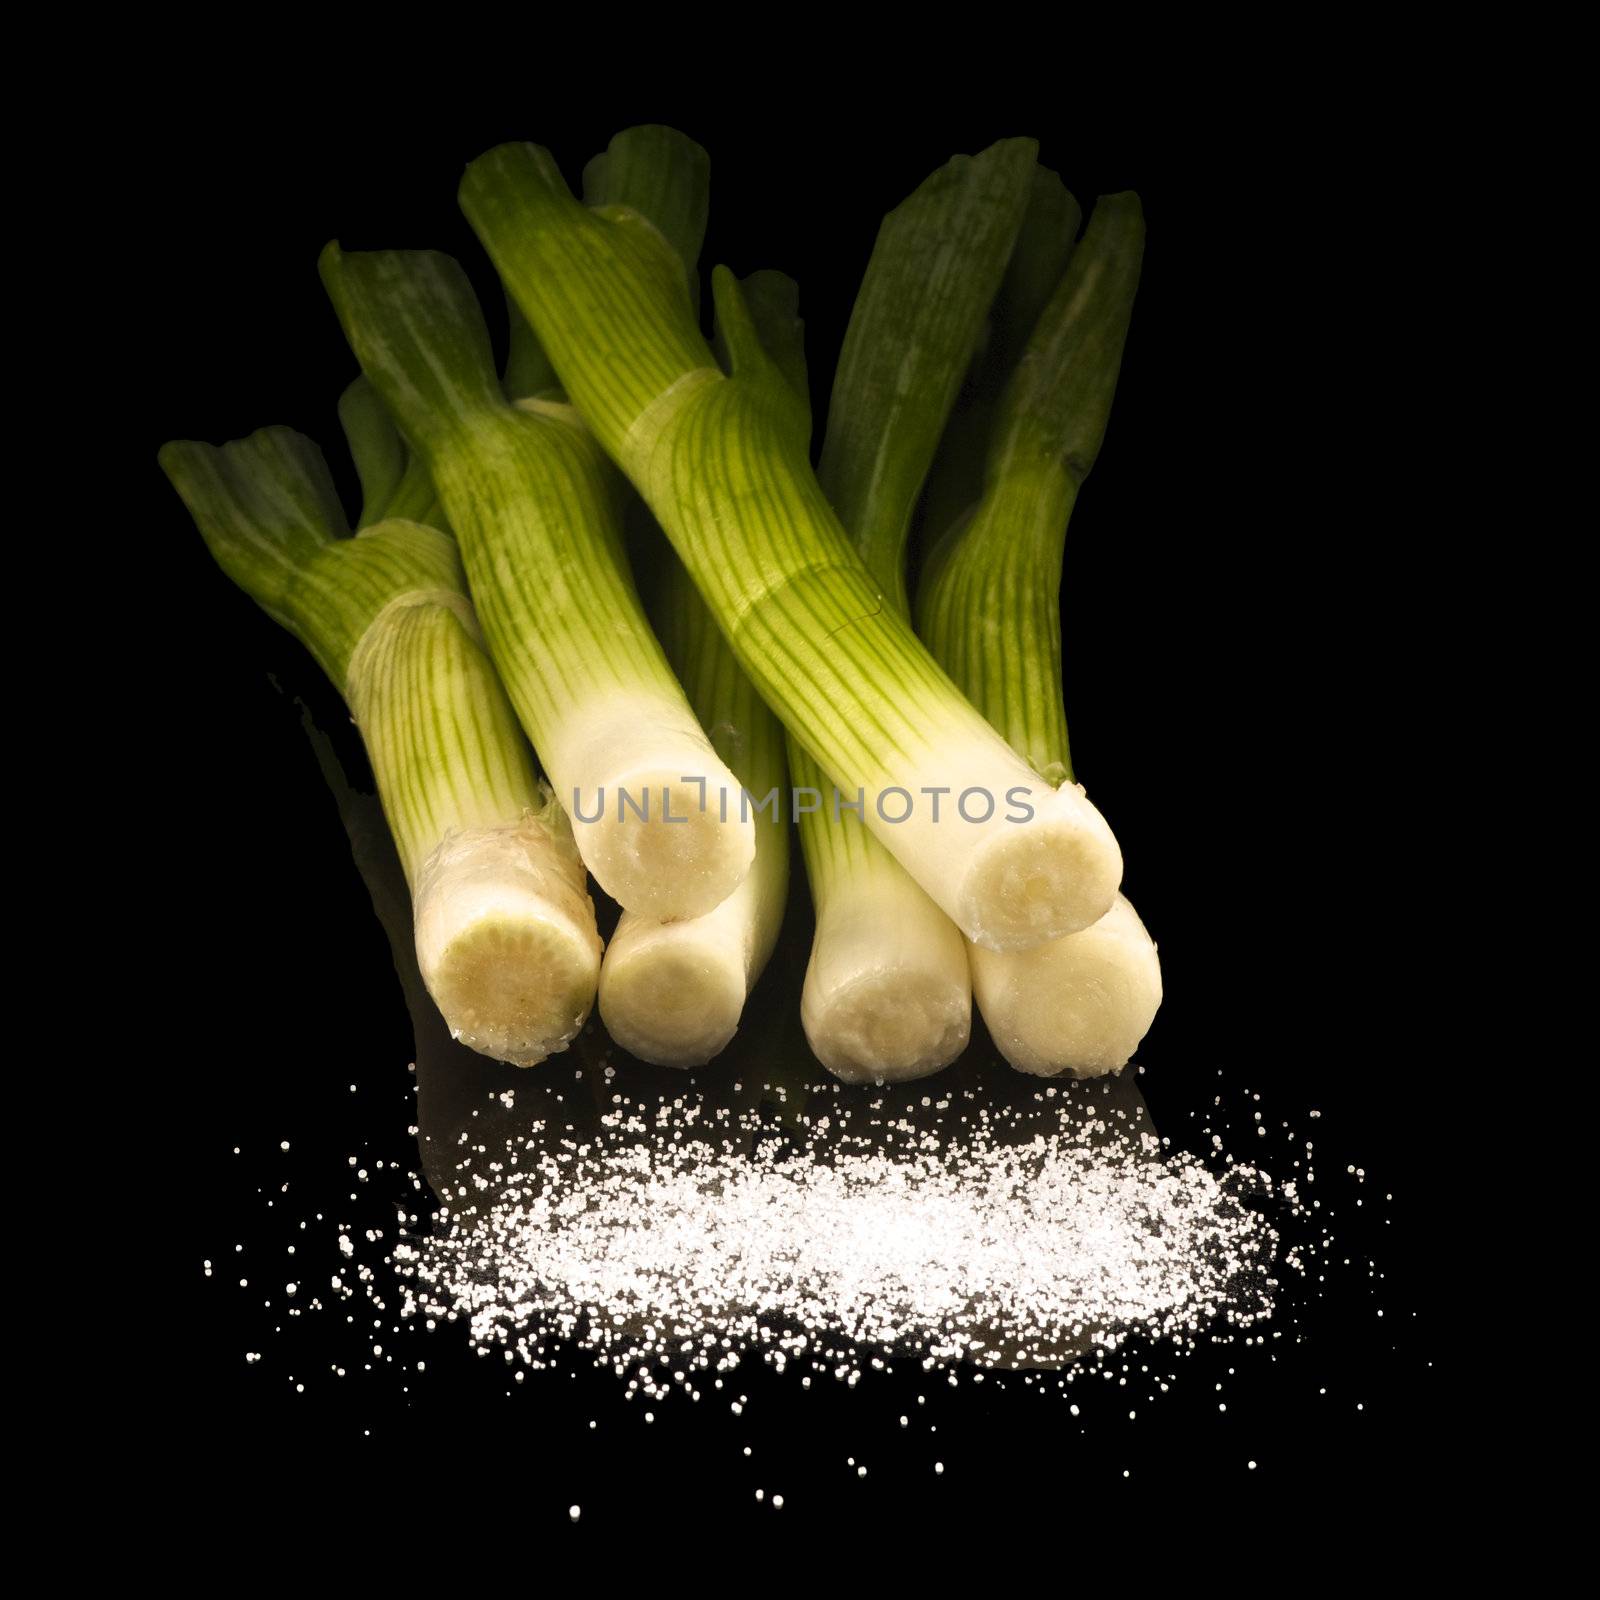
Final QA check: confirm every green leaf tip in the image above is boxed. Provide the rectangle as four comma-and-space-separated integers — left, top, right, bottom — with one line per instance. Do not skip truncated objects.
992, 166, 1085, 376
988, 190, 1146, 488
463, 140, 716, 462
319, 240, 505, 452
733, 270, 808, 418
583, 125, 710, 290
161, 426, 348, 547
338, 376, 406, 527
820, 135, 1039, 609
459, 141, 580, 232
710, 266, 810, 447
159, 426, 349, 617
911, 161, 1088, 553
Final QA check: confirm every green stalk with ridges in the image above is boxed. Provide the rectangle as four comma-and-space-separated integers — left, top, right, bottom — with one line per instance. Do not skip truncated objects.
160, 419, 601, 1067
503, 125, 713, 404
794, 139, 1038, 1082
320, 228, 754, 923
917, 191, 1162, 1076
592, 165, 790, 1068
462, 138, 1123, 953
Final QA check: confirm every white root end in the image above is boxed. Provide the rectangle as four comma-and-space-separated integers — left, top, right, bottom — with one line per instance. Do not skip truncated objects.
578, 765, 755, 921
969, 892, 1162, 1078
958, 780, 1122, 952
856, 722, 1123, 953
598, 916, 748, 1068
413, 817, 603, 1067
804, 970, 971, 1085
598, 813, 787, 1068
550, 696, 757, 921
801, 865, 971, 1085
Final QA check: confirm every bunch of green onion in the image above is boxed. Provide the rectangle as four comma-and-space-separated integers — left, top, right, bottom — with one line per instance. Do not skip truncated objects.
162, 126, 1161, 1082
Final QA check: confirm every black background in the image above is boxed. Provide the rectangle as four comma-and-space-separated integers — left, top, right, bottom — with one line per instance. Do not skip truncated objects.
134, 89, 1451, 1537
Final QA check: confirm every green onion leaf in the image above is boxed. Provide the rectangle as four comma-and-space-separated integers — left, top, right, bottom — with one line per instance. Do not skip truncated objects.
320, 241, 755, 922
591, 141, 790, 1068
795, 138, 1041, 1080
160, 418, 602, 1067
916, 191, 1162, 1076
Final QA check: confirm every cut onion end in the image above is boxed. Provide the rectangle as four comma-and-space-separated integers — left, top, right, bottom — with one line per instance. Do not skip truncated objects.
578, 769, 755, 920
803, 968, 971, 1085
971, 894, 1162, 1077
422, 910, 601, 1067
960, 785, 1122, 951
599, 937, 746, 1068
413, 819, 602, 1067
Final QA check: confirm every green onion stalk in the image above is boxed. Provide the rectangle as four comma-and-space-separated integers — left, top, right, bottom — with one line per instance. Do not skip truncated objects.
579, 132, 792, 1067
319, 141, 755, 924
160, 402, 602, 1066
460, 141, 1125, 955
917, 193, 1162, 1075
793, 139, 1044, 1082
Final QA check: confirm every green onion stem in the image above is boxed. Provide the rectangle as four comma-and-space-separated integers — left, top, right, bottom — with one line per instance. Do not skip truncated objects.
590, 138, 791, 1068
160, 418, 602, 1066
320, 222, 755, 922
462, 139, 1123, 952
916, 191, 1163, 1075
793, 139, 1039, 1079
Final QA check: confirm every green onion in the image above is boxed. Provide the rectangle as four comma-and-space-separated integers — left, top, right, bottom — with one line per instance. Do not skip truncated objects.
461, 140, 1124, 952
503, 125, 712, 406
917, 191, 1162, 1076
159, 418, 602, 1067
598, 544, 792, 1066
319, 230, 755, 922
796, 139, 1040, 1082
584, 135, 791, 1068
